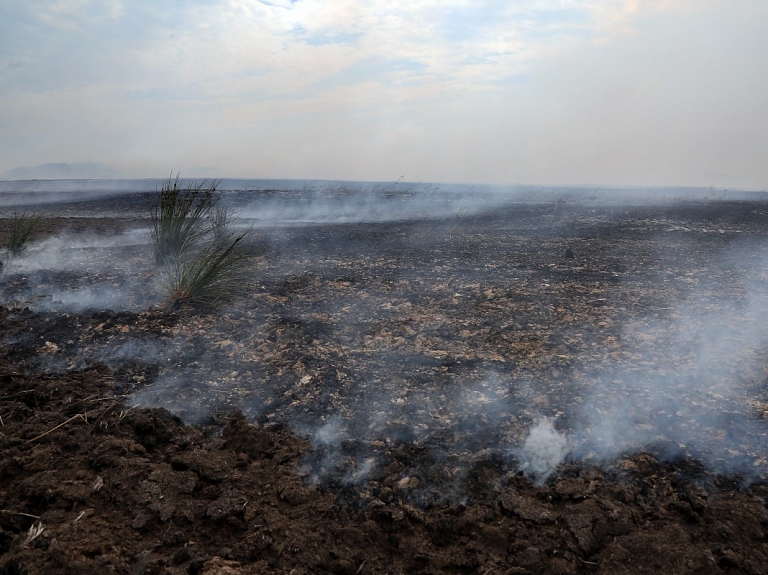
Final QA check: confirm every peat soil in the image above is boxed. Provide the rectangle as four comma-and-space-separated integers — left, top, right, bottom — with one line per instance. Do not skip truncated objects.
2, 193, 768, 574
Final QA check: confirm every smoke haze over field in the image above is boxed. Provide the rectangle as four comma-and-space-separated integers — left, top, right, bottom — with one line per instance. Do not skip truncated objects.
1, 228, 157, 312
1, 1, 767, 189
3, 191, 768, 498
2, 189, 768, 497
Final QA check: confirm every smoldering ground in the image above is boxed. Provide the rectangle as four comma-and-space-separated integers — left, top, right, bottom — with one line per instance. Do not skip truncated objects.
3, 187, 768, 506
1, 228, 158, 312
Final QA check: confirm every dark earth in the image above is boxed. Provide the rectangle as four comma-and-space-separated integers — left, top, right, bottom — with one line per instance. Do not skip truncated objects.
2, 187, 768, 574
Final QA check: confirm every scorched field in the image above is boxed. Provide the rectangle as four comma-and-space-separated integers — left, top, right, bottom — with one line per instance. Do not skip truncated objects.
1, 185, 768, 574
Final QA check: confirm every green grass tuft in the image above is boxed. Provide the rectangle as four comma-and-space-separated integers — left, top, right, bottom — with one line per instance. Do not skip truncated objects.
150, 175, 252, 310
5, 210, 41, 258
150, 175, 218, 264
161, 233, 251, 310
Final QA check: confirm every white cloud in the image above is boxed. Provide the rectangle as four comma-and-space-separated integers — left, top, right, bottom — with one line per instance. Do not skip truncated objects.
0, 0, 766, 187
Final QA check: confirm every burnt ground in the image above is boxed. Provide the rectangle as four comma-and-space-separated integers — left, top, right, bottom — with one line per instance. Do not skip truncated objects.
2, 192, 768, 574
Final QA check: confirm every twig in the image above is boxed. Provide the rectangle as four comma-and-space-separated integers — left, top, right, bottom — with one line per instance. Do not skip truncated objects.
70, 393, 99, 405
6, 390, 36, 398
91, 476, 104, 492
22, 414, 87, 445
0, 510, 40, 520
578, 557, 598, 566
91, 400, 120, 426
89, 394, 127, 402
22, 521, 44, 547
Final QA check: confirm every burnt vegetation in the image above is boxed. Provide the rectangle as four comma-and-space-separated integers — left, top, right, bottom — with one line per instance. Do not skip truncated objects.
1, 192, 768, 573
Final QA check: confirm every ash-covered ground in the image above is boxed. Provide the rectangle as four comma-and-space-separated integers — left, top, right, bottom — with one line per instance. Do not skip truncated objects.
2, 185, 768, 574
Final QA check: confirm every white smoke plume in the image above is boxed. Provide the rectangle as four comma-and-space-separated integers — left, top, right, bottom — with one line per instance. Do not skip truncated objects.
1, 228, 157, 312
516, 418, 570, 485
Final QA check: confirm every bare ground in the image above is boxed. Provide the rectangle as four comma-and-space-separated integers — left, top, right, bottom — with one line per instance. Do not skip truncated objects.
2, 193, 768, 574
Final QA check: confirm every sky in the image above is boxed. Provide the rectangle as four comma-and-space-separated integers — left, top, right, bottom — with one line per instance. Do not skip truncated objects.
1, 0, 767, 188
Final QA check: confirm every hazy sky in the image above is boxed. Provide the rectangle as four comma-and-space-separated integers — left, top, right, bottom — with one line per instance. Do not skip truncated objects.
1, 0, 766, 188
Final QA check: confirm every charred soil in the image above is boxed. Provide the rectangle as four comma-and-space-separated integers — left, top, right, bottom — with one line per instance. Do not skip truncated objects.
2, 196, 768, 574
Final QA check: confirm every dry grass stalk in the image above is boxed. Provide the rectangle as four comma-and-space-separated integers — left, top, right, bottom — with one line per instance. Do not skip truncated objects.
22, 414, 86, 445
0, 510, 40, 520
22, 522, 44, 547
91, 400, 120, 426
91, 476, 104, 492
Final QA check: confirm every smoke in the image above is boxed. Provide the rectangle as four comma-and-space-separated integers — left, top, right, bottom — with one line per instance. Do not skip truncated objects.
311, 416, 345, 447
129, 370, 218, 425
125, 328, 265, 425
48, 286, 139, 312
516, 418, 569, 485
279, 222, 768, 493
5, 181, 768, 502
0, 180, 151, 208
343, 457, 377, 487
234, 185, 493, 227
231, 184, 761, 228
4, 228, 149, 270
1, 228, 158, 312
299, 415, 347, 486
568, 259, 768, 475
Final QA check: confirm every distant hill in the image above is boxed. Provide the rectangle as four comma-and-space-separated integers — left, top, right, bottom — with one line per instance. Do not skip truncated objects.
1, 162, 122, 180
